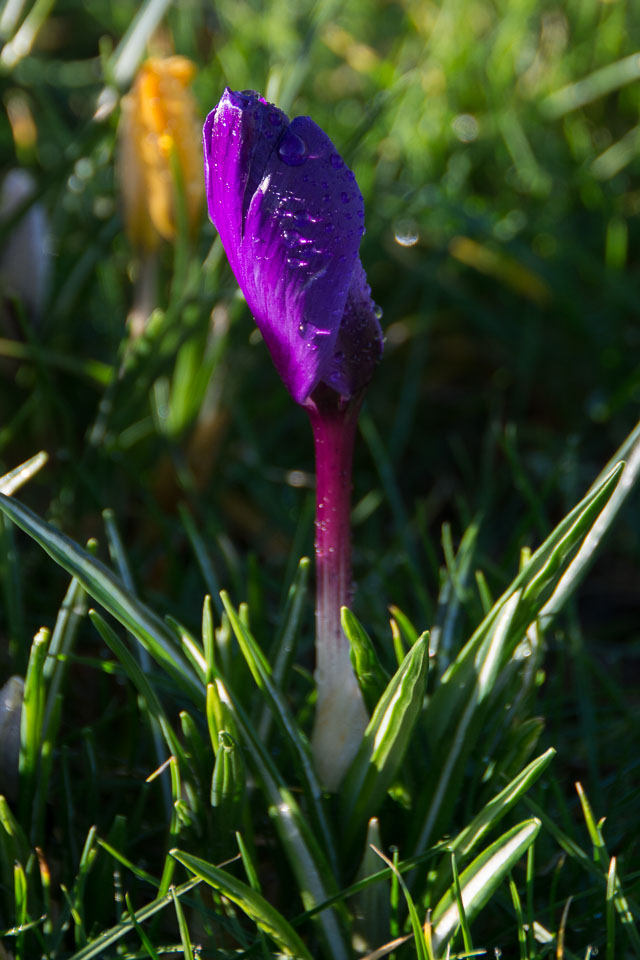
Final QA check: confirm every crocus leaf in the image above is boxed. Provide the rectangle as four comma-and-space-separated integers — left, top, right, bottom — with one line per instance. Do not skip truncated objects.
171, 848, 314, 959
0, 493, 203, 703
340, 632, 429, 836
203, 88, 382, 404
431, 818, 541, 954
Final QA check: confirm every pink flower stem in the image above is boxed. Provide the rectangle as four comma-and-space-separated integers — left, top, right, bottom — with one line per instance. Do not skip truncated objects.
304, 385, 368, 788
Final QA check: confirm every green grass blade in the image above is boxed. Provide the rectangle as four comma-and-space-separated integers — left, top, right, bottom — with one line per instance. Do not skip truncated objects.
340, 632, 429, 836
414, 590, 521, 853
170, 886, 194, 960
425, 461, 623, 752
171, 849, 314, 960
431, 818, 541, 953
220, 591, 339, 874
343, 607, 389, 715
89, 610, 187, 766
449, 748, 555, 858
0, 452, 48, 496
216, 678, 351, 960
370, 845, 431, 960
65, 878, 200, 960
0, 494, 202, 702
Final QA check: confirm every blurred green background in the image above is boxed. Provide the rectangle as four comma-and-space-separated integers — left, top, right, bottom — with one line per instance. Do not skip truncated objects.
0, 0, 639, 892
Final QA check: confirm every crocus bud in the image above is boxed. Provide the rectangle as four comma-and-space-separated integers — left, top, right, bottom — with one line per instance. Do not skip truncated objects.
203, 88, 383, 405
119, 56, 203, 250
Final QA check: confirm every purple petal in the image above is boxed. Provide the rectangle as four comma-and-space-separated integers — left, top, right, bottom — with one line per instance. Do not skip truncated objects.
204, 89, 378, 404
321, 258, 383, 397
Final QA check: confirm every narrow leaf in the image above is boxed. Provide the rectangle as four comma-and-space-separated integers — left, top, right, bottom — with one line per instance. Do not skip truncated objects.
171, 849, 314, 960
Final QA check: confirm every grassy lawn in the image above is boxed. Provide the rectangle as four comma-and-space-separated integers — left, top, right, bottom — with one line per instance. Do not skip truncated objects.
0, 0, 639, 957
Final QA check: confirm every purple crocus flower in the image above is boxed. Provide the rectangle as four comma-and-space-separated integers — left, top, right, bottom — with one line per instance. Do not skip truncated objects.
203, 88, 382, 405
203, 89, 382, 788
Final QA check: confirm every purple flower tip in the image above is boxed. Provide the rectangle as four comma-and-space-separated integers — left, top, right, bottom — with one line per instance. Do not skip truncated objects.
203, 88, 383, 405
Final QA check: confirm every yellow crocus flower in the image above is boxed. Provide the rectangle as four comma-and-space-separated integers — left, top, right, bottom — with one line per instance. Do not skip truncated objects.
119, 56, 203, 250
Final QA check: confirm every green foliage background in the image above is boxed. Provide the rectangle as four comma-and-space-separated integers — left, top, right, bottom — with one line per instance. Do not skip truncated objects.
0, 0, 639, 957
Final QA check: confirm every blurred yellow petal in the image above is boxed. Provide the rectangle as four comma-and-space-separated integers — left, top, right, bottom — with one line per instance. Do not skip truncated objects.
449, 235, 551, 305
118, 56, 203, 250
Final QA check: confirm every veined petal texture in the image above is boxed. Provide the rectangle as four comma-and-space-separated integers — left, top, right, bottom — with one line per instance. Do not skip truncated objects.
203, 88, 382, 404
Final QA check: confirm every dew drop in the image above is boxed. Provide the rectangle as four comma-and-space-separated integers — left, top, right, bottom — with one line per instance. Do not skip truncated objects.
278, 128, 308, 166
393, 219, 419, 247
340, 191, 350, 204
293, 209, 310, 227
329, 153, 344, 169
325, 223, 335, 233
374, 304, 383, 320
268, 111, 282, 126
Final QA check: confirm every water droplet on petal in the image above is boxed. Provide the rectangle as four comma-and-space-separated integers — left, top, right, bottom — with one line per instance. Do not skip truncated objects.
269, 111, 282, 126
340, 191, 350, 203
278, 128, 308, 166
374, 304, 383, 320
329, 153, 344, 169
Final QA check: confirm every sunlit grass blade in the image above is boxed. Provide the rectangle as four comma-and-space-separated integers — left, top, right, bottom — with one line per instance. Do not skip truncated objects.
19, 626, 49, 827
607, 857, 617, 960
450, 851, 473, 956
575, 782, 640, 955
171, 849, 314, 960
340, 632, 428, 837
448, 748, 555, 859
0, 451, 48, 496
343, 607, 389, 714
258, 555, 311, 740
65, 878, 200, 960
541, 431, 640, 628
431, 519, 479, 676
414, 591, 521, 853
351, 818, 390, 955
370, 845, 432, 960
89, 610, 186, 766
430, 819, 541, 954
0, 494, 202, 702
211, 731, 245, 840
171, 885, 194, 960
216, 677, 351, 960
220, 590, 339, 874
425, 462, 623, 750
125, 891, 160, 960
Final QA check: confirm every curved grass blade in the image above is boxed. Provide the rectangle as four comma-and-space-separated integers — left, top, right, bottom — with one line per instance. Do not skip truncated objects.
414, 591, 522, 854
341, 632, 429, 837
343, 607, 389, 715
220, 591, 339, 876
0, 452, 48, 496
65, 878, 200, 960
431, 818, 541, 954
426, 462, 623, 748
171, 849, 314, 960
258, 555, 311, 739
89, 611, 186, 766
448, 747, 555, 859
0, 494, 202, 703
217, 677, 351, 960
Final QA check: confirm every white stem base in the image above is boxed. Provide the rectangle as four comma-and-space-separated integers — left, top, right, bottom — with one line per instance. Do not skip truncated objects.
311, 671, 368, 791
